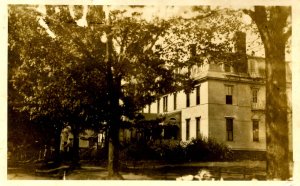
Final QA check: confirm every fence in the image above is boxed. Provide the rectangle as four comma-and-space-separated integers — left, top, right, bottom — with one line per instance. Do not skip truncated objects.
8, 145, 55, 163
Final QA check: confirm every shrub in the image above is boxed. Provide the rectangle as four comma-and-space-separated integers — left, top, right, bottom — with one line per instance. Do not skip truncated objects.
153, 140, 186, 163
119, 141, 160, 161
119, 140, 186, 163
119, 136, 233, 162
186, 136, 233, 161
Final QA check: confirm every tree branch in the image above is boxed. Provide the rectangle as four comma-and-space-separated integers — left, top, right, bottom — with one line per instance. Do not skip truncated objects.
143, 33, 161, 53
243, 7, 267, 26
243, 7, 269, 46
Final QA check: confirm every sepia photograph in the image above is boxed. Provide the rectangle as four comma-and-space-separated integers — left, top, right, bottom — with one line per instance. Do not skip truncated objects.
5, 1, 297, 182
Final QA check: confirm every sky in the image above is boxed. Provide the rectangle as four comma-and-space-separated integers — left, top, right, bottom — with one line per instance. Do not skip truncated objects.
35, 5, 270, 59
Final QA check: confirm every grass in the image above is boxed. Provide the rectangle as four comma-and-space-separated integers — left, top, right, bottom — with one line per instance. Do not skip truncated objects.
8, 160, 267, 180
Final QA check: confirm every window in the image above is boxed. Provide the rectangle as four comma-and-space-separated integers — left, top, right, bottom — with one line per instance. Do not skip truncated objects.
163, 96, 168, 112
186, 119, 190, 140
224, 63, 231, 72
196, 86, 200, 105
253, 120, 259, 142
196, 117, 201, 139
186, 93, 190, 107
157, 98, 160, 114
249, 60, 257, 75
225, 85, 233, 104
252, 89, 258, 103
226, 118, 233, 141
148, 104, 151, 113
173, 93, 177, 110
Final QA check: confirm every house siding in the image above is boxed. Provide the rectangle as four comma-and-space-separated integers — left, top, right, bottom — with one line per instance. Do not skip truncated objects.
142, 56, 291, 153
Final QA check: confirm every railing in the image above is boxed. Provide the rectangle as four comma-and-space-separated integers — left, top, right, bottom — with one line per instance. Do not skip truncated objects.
251, 102, 265, 111
249, 72, 265, 78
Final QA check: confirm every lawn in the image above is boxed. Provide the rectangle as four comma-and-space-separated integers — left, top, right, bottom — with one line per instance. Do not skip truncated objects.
8, 160, 266, 180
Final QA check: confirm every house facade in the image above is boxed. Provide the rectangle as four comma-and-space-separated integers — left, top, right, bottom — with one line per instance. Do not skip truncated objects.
143, 32, 292, 152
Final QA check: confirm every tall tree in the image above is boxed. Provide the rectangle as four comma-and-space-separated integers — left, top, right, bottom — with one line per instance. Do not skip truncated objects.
98, 7, 239, 177
9, 5, 236, 177
8, 5, 109, 166
8, 5, 181, 177
244, 6, 291, 180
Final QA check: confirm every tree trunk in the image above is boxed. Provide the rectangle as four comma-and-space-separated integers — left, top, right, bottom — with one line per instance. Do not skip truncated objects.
246, 6, 291, 180
106, 81, 123, 178
107, 75, 122, 179
264, 38, 290, 180
105, 14, 123, 178
107, 112, 121, 178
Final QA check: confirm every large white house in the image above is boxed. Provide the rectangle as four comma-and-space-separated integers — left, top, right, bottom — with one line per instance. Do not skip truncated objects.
142, 32, 292, 152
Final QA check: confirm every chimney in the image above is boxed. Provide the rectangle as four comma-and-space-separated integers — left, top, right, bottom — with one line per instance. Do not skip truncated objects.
189, 44, 196, 57
234, 31, 248, 73
234, 31, 246, 54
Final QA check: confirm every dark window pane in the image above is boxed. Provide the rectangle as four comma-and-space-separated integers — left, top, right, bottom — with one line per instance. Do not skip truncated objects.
226, 118, 233, 141
174, 93, 177, 110
196, 86, 200, 105
163, 96, 168, 112
226, 95, 232, 104
196, 117, 200, 139
253, 120, 259, 142
186, 119, 190, 140
186, 93, 190, 107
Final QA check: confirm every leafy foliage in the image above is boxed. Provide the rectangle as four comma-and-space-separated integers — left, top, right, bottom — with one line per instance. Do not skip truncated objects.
119, 137, 232, 163
8, 5, 246, 173
9, 5, 108, 130
186, 137, 233, 161
8, 5, 240, 130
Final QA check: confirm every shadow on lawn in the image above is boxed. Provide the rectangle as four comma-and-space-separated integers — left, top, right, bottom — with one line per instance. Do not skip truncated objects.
121, 165, 266, 180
